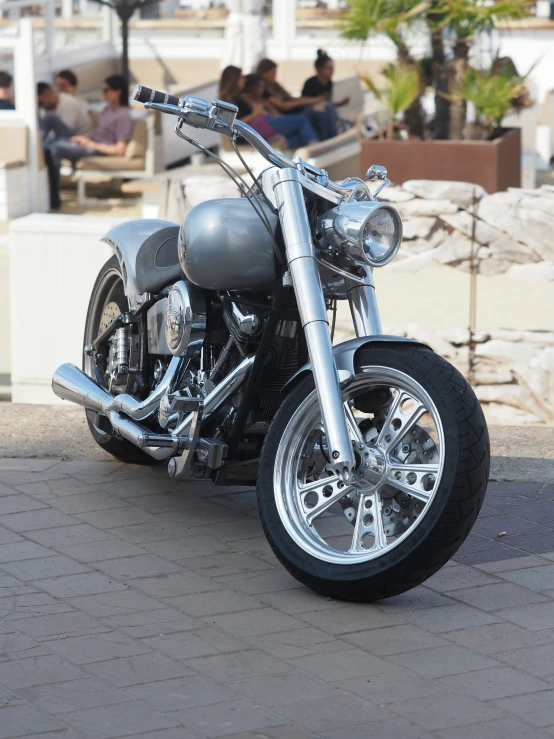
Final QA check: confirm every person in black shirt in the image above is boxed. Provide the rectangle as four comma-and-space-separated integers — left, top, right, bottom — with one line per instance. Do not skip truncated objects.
0, 72, 15, 110
301, 49, 350, 108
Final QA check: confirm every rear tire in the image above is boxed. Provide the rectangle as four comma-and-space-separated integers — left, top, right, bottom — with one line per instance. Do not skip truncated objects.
257, 344, 489, 602
83, 255, 153, 465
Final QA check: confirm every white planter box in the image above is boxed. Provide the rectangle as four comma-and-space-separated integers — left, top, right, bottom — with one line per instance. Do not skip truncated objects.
9, 213, 125, 404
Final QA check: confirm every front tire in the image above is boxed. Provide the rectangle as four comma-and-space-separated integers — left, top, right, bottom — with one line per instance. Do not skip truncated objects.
258, 344, 489, 602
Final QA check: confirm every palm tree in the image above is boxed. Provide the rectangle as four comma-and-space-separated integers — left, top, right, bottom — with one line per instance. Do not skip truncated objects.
341, 0, 532, 139
341, 0, 429, 136
435, 0, 531, 138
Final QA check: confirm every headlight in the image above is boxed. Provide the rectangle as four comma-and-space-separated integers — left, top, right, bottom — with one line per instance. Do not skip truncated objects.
317, 201, 402, 268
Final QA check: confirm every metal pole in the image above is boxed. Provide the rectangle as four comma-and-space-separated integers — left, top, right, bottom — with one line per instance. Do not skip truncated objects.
468, 190, 478, 385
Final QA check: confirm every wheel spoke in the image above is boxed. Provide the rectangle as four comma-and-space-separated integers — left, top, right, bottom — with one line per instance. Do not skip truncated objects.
387, 462, 438, 503
297, 475, 351, 524
343, 401, 366, 450
350, 489, 387, 553
376, 391, 426, 453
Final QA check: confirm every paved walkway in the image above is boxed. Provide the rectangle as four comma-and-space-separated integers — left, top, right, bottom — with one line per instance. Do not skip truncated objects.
0, 457, 553, 739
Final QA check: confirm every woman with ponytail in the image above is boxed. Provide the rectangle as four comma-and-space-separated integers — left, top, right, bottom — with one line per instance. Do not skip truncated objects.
301, 49, 350, 108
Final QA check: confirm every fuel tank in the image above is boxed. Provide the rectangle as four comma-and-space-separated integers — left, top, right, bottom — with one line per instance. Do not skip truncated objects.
178, 198, 279, 292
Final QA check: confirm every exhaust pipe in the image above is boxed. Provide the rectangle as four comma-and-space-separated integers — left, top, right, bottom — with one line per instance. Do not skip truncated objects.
52, 354, 255, 461
52, 364, 177, 460
52, 364, 112, 414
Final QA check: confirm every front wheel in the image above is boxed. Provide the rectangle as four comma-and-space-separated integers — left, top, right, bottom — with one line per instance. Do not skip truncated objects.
258, 344, 489, 602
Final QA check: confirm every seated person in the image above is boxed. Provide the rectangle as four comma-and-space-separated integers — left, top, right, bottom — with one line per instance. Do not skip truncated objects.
46, 74, 133, 210
0, 72, 15, 110
302, 49, 351, 107
256, 58, 338, 141
219, 65, 318, 148
55, 69, 92, 123
37, 82, 92, 140
55, 69, 78, 95
235, 71, 319, 150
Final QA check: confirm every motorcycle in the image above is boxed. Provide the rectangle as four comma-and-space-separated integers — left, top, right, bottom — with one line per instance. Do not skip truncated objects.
52, 86, 489, 601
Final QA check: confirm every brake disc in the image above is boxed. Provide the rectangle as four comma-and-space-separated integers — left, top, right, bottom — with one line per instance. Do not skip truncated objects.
340, 422, 439, 537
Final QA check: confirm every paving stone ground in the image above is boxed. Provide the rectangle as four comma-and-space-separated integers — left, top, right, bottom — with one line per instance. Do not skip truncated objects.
0, 456, 553, 739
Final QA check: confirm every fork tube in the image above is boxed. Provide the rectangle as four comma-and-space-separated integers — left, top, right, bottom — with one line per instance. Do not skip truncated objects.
272, 168, 354, 481
346, 269, 382, 337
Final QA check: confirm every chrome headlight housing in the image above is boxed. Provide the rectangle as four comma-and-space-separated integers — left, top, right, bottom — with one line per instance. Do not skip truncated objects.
317, 201, 403, 267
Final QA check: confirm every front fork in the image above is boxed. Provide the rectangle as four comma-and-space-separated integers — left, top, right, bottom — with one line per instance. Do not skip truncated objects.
272, 168, 356, 482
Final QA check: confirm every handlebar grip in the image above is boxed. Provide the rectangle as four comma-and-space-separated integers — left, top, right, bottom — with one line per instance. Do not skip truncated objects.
133, 84, 180, 108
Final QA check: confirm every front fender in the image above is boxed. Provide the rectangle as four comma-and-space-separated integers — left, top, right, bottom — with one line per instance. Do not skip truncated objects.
283, 335, 430, 395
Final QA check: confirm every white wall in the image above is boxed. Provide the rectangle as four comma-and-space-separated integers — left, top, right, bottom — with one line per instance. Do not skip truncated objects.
9, 214, 122, 404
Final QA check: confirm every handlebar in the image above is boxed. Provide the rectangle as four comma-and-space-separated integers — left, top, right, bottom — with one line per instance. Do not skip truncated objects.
132, 84, 367, 201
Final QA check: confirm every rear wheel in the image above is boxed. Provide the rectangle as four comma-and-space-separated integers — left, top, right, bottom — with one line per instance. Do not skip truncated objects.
258, 344, 489, 601
83, 256, 152, 464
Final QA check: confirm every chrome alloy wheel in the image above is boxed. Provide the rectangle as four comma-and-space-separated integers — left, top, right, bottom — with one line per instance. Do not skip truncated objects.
274, 367, 445, 565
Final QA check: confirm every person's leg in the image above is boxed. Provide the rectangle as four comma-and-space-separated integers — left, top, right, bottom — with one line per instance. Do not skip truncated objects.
302, 103, 339, 140
39, 113, 74, 141
48, 140, 97, 210
266, 114, 319, 148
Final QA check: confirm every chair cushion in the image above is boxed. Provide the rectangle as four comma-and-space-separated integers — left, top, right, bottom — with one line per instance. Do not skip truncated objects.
125, 119, 147, 159
73, 156, 146, 171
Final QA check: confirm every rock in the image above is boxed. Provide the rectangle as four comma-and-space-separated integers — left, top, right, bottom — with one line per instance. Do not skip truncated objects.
476, 383, 529, 408
519, 195, 554, 214
477, 258, 513, 275
473, 359, 514, 385
399, 199, 459, 217
439, 327, 490, 345
482, 402, 544, 426
507, 261, 554, 281
378, 186, 415, 203
477, 196, 554, 262
398, 239, 433, 253
403, 325, 454, 357
489, 329, 554, 344
401, 180, 487, 208
476, 339, 538, 364
401, 217, 436, 240
439, 211, 539, 264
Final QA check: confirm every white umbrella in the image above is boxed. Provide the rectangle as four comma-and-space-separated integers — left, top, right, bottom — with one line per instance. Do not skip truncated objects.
221, 0, 266, 74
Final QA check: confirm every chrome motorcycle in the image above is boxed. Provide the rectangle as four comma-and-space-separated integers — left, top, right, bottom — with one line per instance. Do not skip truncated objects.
52, 85, 489, 601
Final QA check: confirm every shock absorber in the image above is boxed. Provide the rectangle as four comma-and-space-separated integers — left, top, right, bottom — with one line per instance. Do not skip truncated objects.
114, 327, 129, 374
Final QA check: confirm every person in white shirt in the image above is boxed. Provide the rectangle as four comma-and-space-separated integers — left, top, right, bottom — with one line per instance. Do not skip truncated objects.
55, 69, 91, 124
37, 82, 92, 139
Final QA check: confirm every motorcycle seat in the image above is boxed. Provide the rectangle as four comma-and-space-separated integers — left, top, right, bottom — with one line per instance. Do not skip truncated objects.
135, 225, 181, 295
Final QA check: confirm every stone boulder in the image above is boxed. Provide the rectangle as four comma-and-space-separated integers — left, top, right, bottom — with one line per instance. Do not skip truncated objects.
378, 186, 415, 203
402, 216, 436, 240
399, 199, 459, 218
477, 193, 554, 262
439, 211, 539, 264
401, 180, 487, 208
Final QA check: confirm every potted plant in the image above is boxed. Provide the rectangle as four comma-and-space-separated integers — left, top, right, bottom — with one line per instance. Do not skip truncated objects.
342, 0, 532, 191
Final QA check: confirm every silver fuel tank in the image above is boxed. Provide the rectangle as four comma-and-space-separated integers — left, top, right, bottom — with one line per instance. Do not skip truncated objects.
178, 198, 279, 292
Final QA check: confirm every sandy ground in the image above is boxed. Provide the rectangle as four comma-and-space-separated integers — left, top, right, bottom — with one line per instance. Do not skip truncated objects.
0, 402, 552, 483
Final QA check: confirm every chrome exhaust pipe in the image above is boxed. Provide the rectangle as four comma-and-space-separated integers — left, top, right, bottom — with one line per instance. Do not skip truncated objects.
52, 359, 182, 422
52, 354, 256, 462
52, 364, 175, 460
52, 364, 112, 414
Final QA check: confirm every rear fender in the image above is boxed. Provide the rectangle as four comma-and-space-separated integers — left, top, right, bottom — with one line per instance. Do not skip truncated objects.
283, 335, 430, 395
102, 219, 178, 311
